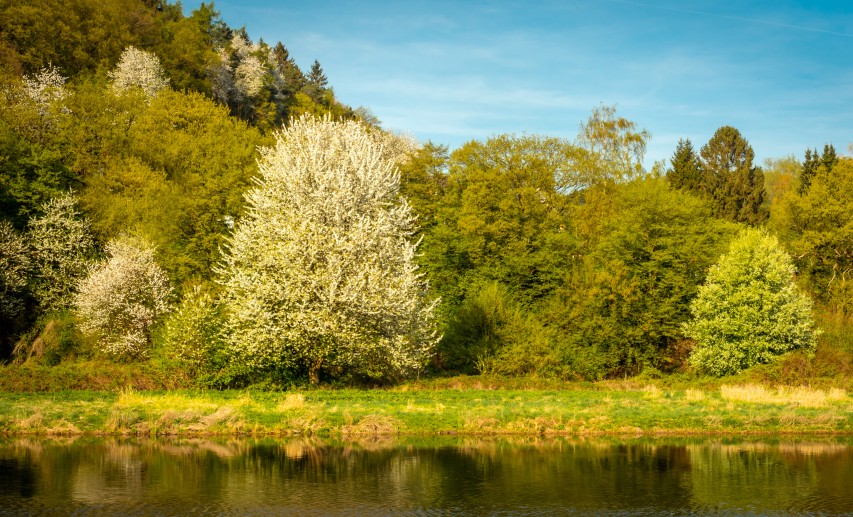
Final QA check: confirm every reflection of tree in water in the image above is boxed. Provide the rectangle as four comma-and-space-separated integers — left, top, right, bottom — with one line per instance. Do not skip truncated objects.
686, 441, 853, 513
0, 437, 851, 513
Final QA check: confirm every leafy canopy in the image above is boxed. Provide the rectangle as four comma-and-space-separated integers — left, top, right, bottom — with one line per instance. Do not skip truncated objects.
219, 115, 438, 383
685, 228, 818, 376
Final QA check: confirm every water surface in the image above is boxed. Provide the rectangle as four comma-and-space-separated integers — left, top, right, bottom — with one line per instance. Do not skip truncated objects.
0, 436, 851, 515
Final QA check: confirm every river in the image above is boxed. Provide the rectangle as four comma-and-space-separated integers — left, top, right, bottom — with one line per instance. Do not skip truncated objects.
1, 436, 851, 515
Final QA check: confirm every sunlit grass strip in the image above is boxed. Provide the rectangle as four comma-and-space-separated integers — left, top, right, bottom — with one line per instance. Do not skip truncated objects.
0, 386, 851, 437
720, 384, 848, 408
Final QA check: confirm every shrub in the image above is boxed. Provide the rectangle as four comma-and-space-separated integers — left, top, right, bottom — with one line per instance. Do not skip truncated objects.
74, 237, 172, 359
684, 228, 818, 376
161, 284, 224, 374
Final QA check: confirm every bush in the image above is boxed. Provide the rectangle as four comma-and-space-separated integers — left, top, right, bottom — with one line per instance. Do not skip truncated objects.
74, 237, 172, 360
684, 228, 819, 376
161, 284, 224, 374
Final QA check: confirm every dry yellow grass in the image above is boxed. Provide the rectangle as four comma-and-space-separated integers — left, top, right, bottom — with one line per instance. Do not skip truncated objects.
721, 384, 849, 408
277, 393, 305, 411
684, 389, 705, 401
341, 414, 402, 436
641, 385, 662, 399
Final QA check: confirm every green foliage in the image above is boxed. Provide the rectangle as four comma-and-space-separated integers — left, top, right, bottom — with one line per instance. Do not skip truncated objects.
0, 220, 30, 359
575, 104, 651, 184
685, 228, 819, 376
761, 155, 799, 207
436, 134, 576, 306
161, 284, 224, 374
546, 177, 737, 378
0, 75, 77, 226
439, 281, 559, 376
698, 126, 768, 225
666, 138, 702, 192
27, 193, 98, 311
0, 220, 30, 324
11, 311, 83, 365
770, 157, 853, 313
79, 88, 262, 282
0, 0, 163, 76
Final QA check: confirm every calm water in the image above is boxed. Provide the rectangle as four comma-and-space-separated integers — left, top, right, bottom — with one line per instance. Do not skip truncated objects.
0, 436, 851, 515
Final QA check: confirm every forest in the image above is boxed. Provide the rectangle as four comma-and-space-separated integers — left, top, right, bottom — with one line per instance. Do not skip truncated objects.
0, 0, 850, 390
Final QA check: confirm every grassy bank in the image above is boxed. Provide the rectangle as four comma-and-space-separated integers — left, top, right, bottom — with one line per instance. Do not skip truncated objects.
1, 383, 850, 437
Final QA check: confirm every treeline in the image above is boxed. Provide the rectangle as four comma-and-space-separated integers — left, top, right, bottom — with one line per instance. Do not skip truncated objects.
0, 0, 850, 386
403, 118, 849, 380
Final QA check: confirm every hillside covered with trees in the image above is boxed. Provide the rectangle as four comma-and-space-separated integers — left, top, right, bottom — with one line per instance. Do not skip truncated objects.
0, 0, 850, 389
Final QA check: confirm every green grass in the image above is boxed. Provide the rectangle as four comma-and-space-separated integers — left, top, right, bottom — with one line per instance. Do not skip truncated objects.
1, 383, 850, 437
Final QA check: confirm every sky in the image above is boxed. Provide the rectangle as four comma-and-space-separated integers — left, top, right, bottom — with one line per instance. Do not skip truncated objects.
186, 0, 851, 168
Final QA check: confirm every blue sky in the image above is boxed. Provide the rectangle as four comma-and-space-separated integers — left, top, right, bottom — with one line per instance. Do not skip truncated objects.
187, 0, 851, 167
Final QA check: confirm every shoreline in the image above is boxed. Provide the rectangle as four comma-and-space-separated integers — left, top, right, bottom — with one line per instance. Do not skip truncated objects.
2, 384, 850, 438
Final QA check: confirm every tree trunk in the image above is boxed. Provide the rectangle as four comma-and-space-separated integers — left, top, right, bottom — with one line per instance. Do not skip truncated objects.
308, 357, 323, 385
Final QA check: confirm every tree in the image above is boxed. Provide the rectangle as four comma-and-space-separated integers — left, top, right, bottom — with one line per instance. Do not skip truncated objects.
797, 145, 837, 195
0, 220, 30, 358
161, 284, 223, 374
27, 193, 97, 311
545, 177, 737, 378
771, 157, 853, 314
303, 59, 328, 101
799, 148, 820, 194
23, 64, 67, 116
574, 104, 650, 185
74, 237, 172, 359
219, 116, 438, 384
109, 46, 169, 98
684, 228, 818, 376
666, 138, 702, 192
699, 126, 767, 225
0, 220, 30, 322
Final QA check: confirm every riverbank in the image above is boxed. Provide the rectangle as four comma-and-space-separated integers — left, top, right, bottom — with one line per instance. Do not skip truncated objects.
1, 383, 850, 437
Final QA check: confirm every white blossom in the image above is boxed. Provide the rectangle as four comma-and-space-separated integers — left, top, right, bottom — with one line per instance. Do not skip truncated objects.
369, 128, 422, 166
75, 237, 172, 359
28, 193, 97, 311
0, 221, 31, 320
230, 33, 259, 58
219, 116, 438, 383
109, 46, 169, 98
210, 48, 234, 104
24, 64, 67, 114
234, 55, 266, 98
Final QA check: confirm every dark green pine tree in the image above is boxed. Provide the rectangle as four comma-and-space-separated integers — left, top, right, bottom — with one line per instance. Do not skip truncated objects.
303, 59, 328, 101
666, 138, 703, 193
272, 42, 305, 96
799, 148, 820, 194
699, 126, 768, 226
821, 143, 839, 171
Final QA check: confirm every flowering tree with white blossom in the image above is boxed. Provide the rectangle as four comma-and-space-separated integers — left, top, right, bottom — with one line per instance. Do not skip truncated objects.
28, 193, 97, 311
24, 64, 67, 115
219, 116, 438, 383
0, 221, 30, 322
109, 46, 169, 98
75, 237, 172, 359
